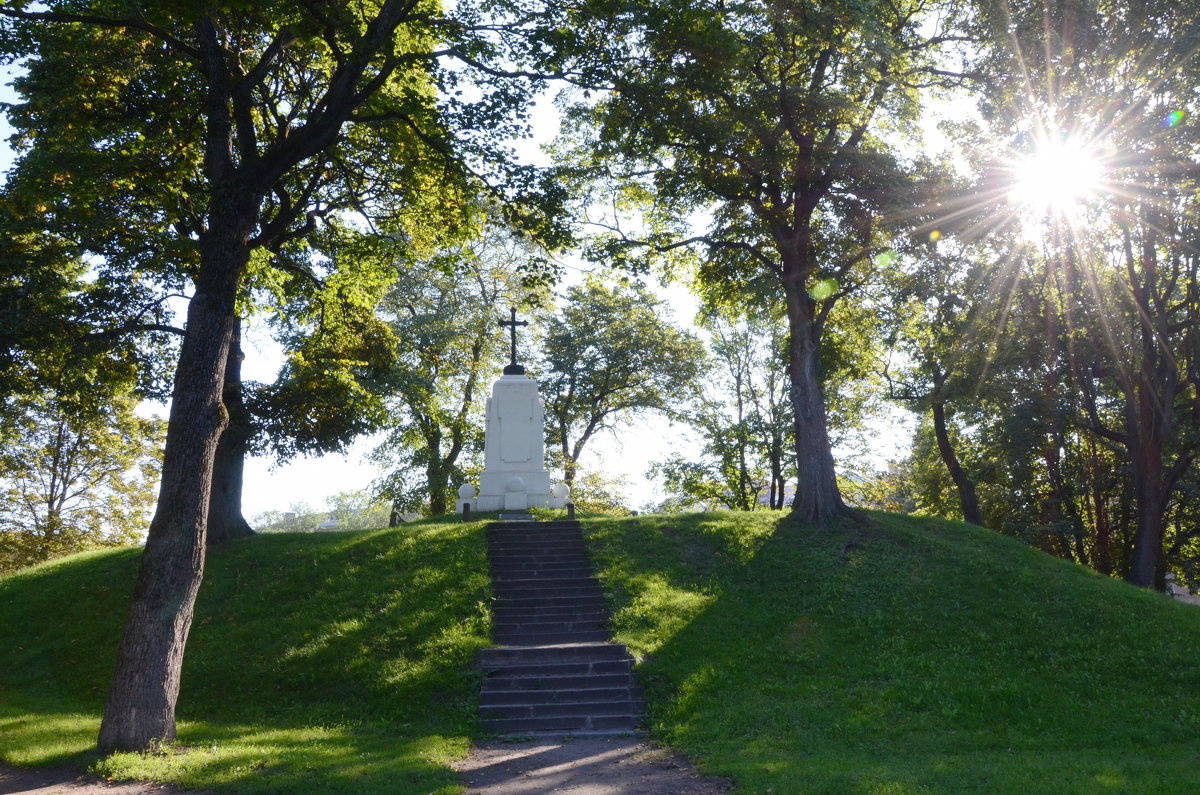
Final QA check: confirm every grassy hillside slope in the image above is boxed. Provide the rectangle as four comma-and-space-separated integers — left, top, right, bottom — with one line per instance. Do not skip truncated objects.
4, 511, 1200, 794
582, 511, 1200, 794
0, 518, 492, 794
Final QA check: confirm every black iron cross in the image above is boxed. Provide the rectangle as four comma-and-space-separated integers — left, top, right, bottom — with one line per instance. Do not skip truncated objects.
499, 307, 528, 375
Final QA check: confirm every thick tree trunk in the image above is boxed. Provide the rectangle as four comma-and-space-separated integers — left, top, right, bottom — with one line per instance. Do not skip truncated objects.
98, 192, 253, 752
930, 400, 984, 526
428, 467, 449, 515
207, 317, 254, 545
97, 290, 234, 752
783, 278, 846, 523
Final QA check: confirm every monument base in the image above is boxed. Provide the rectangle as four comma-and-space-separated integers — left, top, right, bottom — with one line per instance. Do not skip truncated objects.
476, 468, 552, 512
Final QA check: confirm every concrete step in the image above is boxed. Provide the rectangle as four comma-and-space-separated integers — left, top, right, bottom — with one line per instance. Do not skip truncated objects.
489, 545, 588, 556
488, 534, 587, 544
480, 686, 640, 706
481, 714, 641, 735
481, 657, 634, 678
493, 629, 612, 645
492, 596, 609, 611
489, 553, 592, 565
489, 521, 581, 531
492, 568, 596, 581
481, 671, 635, 692
492, 575, 601, 588
494, 604, 609, 618
492, 586, 604, 602
480, 642, 631, 664
480, 699, 645, 720
492, 618, 610, 633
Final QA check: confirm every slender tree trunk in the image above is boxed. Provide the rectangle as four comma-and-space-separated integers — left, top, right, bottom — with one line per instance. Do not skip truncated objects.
428, 462, 448, 515
98, 198, 252, 752
561, 431, 576, 489
782, 275, 845, 523
1089, 440, 1113, 574
930, 400, 984, 526
1128, 383, 1169, 589
207, 317, 254, 545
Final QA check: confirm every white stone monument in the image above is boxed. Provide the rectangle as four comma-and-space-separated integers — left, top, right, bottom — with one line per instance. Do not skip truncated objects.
472, 308, 556, 513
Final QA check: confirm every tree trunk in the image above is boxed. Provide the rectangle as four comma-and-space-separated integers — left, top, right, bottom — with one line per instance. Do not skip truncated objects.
426, 434, 448, 515
98, 190, 252, 752
97, 289, 234, 752
428, 467, 448, 515
1127, 384, 1169, 589
561, 432, 576, 489
930, 400, 984, 526
783, 277, 846, 523
207, 317, 254, 545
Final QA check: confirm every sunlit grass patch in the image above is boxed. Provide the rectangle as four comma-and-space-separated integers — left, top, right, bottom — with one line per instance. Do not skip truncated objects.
582, 510, 1200, 793
0, 517, 493, 794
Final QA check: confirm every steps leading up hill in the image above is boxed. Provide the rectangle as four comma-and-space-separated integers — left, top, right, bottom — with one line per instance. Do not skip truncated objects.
479, 520, 644, 735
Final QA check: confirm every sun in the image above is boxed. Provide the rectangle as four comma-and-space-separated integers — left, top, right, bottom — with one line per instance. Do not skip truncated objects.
1008, 138, 1104, 216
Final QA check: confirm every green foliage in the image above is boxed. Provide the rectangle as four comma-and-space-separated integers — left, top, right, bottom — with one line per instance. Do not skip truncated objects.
372, 213, 543, 515
0, 392, 164, 575
553, 0, 973, 520
253, 491, 393, 534
568, 470, 632, 515
539, 278, 707, 485
0, 517, 492, 793
653, 309, 792, 511
582, 510, 1200, 792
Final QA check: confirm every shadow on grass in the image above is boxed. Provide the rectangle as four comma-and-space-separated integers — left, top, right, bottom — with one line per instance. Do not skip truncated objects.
583, 510, 1200, 794
0, 519, 494, 795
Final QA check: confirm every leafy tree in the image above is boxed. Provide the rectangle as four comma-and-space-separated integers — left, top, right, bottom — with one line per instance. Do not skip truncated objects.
539, 279, 707, 488
969, 0, 1200, 588
557, 0, 973, 522
0, 392, 163, 574
652, 310, 792, 511
569, 470, 632, 515
0, 0, 551, 751
372, 215, 539, 515
881, 239, 1025, 527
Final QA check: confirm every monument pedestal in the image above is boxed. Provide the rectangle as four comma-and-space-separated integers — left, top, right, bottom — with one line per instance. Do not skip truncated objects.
474, 373, 552, 512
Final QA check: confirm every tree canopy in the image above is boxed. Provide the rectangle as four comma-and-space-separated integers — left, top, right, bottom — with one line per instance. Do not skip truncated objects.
556, 0, 974, 521
0, 0, 561, 752
539, 278, 707, 488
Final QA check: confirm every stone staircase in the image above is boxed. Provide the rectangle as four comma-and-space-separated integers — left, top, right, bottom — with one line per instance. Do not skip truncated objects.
479, 519, 644, 735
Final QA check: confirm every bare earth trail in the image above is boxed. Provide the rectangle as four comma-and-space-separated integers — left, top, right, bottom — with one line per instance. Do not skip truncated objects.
453, 736, 733, 794
0, 765, 212, 795
1, 737, 731, 794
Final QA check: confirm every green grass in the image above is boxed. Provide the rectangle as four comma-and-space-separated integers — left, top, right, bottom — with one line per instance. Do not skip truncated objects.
581, 510, 1200, 794
7, 510, 1200, 793
0, 517, 493, 794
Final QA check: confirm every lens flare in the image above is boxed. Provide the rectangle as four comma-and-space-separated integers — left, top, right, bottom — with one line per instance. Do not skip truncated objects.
1009, 139, 1103, 215
1164, 110, 1185, 128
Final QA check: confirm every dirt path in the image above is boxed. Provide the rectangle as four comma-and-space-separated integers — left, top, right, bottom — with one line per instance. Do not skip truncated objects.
0, 765, 211, 795
453, 736, 733, 794
3, 736, 731, 794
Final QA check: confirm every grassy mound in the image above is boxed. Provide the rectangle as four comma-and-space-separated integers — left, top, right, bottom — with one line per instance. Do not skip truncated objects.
581, 511, 1200, 794
0, 518, 492, 794
6, 510, 1200, 793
